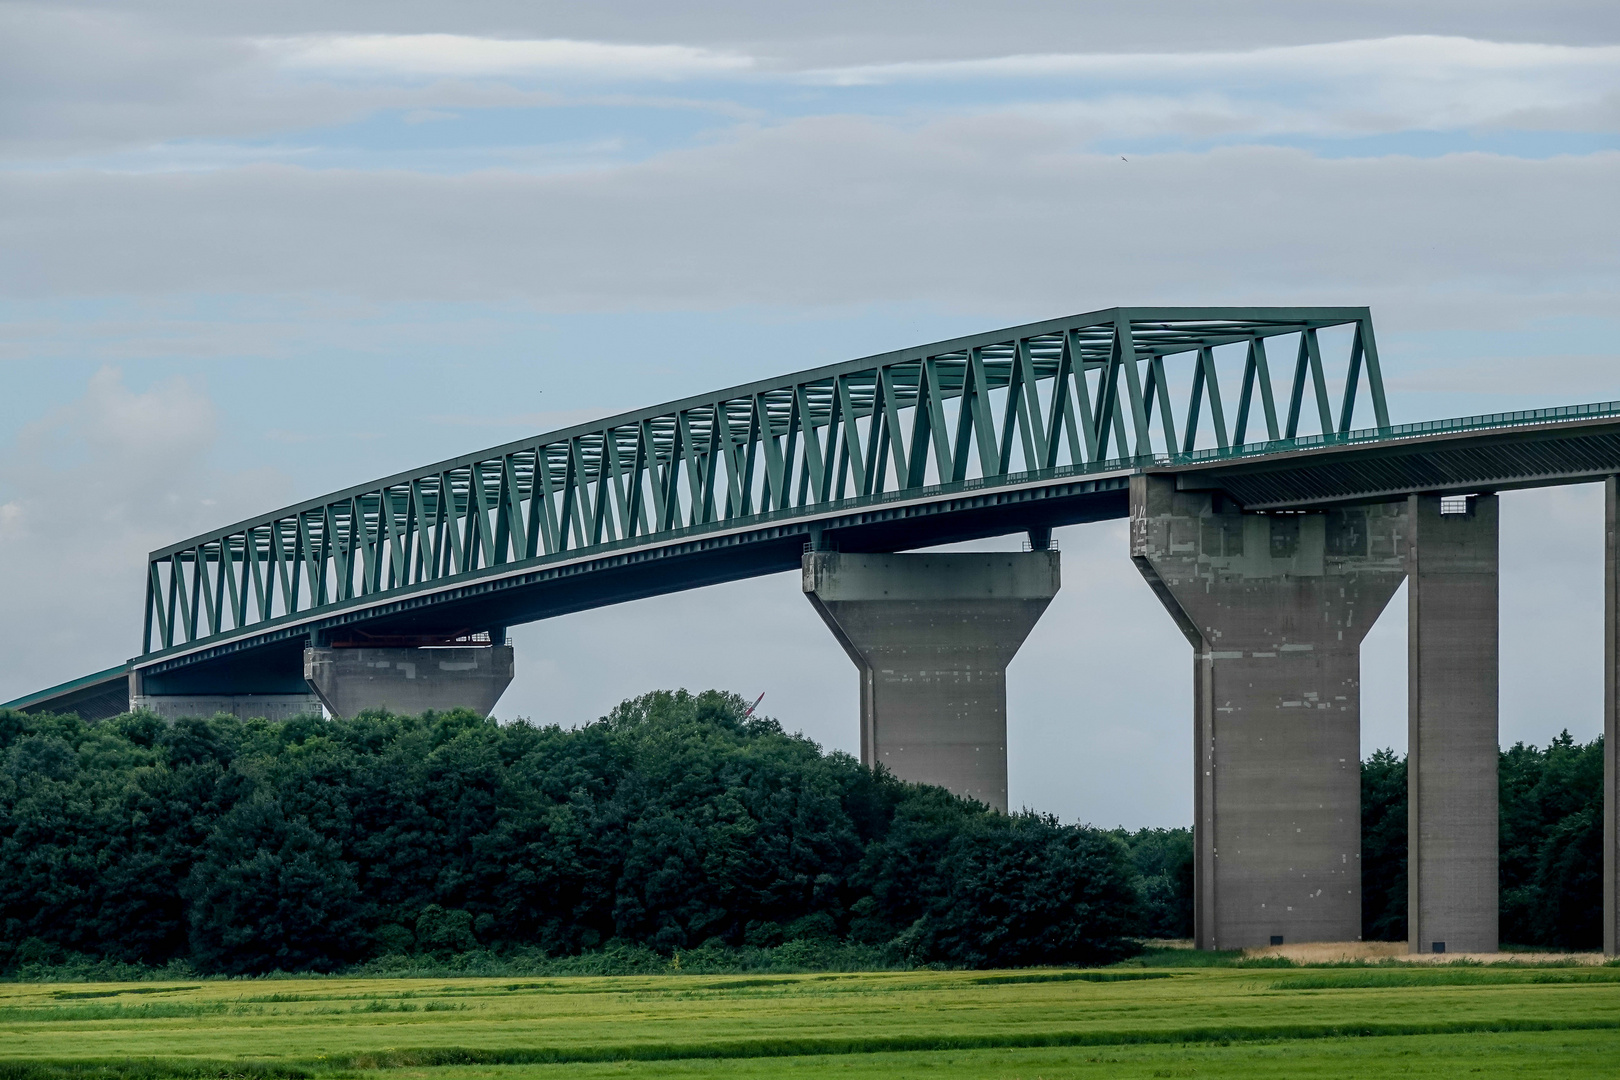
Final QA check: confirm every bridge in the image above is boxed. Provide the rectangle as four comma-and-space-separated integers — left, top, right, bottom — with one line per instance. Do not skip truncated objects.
6, 306, 1620, 958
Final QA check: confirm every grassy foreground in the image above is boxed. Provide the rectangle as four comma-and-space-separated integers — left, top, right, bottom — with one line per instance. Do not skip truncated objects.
1, 966, 1618, 1078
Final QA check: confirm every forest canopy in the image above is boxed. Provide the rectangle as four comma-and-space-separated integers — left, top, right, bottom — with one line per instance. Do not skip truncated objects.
0, 691, 1601, 976
0, 691, 1152, 975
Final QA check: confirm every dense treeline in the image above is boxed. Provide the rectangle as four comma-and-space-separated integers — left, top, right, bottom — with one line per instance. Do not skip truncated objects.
0, 692, 1151, 975
5, 689, 1596, 975
1361, 733, 1606, 949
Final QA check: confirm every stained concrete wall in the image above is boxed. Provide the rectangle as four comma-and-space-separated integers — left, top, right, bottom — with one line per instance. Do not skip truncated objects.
802, 550, 1059, 812
303, 645, 514, 719
1131, 475, 1408, 949
130, 692, 323, 721
1407, 493, 1499, 955
1602, 478, 1618, 957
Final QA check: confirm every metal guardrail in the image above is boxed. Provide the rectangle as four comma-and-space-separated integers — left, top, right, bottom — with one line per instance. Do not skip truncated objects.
1180, 399, 1620, 466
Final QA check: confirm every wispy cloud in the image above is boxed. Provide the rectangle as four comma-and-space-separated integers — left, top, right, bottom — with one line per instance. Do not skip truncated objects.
806, 36, 1620, 138
271, 34, 755, 81
806, 36, 1620, 86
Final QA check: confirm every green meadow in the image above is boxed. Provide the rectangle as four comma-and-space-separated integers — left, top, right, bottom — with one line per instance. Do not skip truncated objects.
2, 964, 1618, 1079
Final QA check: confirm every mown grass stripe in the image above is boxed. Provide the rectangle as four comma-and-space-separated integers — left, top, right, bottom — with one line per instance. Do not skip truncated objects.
972, 971, 1173, 985
1272, 969, 1620, 990
3, 1015, 1619, 1077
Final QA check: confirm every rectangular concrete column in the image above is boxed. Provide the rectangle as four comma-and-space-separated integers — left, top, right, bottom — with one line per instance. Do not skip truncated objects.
1605, 478, 1619, 957
802, 551, 1059, 812
1131, 475, 1408, 949
303, 645, 514, 718
1407, 493, 1499, 955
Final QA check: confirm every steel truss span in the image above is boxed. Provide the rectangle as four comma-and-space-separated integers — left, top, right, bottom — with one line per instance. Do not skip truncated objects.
128, 305, 1620, 681
138, 308, 1382, 667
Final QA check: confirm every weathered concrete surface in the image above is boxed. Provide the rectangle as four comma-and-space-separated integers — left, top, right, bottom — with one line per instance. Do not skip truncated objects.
1407, 493, 1500, 955
802, 551, 1060, 812
303, 645, 514, 718
1604, 478, 1619, 957
129, 691, 323, 721
1131, 474, 1408, 950
126, 666, 322, 720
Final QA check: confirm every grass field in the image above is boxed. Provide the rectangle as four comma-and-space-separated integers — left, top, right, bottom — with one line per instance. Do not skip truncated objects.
2, 964, 1618, 1079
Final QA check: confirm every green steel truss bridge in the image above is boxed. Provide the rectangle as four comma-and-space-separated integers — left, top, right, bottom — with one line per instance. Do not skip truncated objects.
15, 303, 1620, 959
12, 305, 1620, 705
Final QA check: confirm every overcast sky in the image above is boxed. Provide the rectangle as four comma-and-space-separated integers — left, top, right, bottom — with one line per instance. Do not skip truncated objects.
2, 1, 1618, 828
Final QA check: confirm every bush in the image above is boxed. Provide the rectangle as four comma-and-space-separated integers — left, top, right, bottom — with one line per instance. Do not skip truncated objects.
1114, 827, 1193, 939
1361, 748, 1407, 942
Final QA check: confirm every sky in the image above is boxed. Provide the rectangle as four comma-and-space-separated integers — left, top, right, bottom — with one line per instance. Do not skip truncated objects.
2, 1, 1618, 828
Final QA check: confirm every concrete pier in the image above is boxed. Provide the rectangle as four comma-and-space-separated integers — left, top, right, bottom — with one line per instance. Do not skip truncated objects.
303, 645, 515, 719
1131, 475, 1408, 949
1407, 493, 1499, 955
129, 691, 322, 721
127, 665, 321, 720
1604, 478, 1619, 957
802, 550, 1060, 812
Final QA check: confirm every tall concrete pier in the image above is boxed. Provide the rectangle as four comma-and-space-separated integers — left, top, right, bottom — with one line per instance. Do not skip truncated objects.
304, 645, 515, 719
1131, 475, 1407, 949
1603, 478, 1619, 957
1407, 493, 1500, 955
802, 550, 1060, 812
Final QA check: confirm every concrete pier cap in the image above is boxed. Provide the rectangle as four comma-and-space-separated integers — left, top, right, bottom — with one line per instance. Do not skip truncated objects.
802, 549, 1060, 812
303, 645, 515, 719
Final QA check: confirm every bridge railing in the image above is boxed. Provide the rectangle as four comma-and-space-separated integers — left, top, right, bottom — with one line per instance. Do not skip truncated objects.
1180, 398, 1620, 465
142, 307, 1388, 657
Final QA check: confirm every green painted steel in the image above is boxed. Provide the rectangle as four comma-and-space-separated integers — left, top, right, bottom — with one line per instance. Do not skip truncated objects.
1, 664, 128, 711
140, 307, 1389, 659
1183, 398, 1620, 464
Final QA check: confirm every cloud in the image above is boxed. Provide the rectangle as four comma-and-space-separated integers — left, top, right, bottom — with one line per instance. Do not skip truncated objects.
8, 6, 1618, 167
42, 2, 1620, 63
810, 36, 1620, 138
271, 33, 754, 81
810, 36, 1620, 85
1, 118, 1615, 330
0, 368, 290, 698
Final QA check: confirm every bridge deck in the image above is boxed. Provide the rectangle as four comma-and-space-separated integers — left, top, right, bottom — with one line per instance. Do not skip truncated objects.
12, 307, 1620, 707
